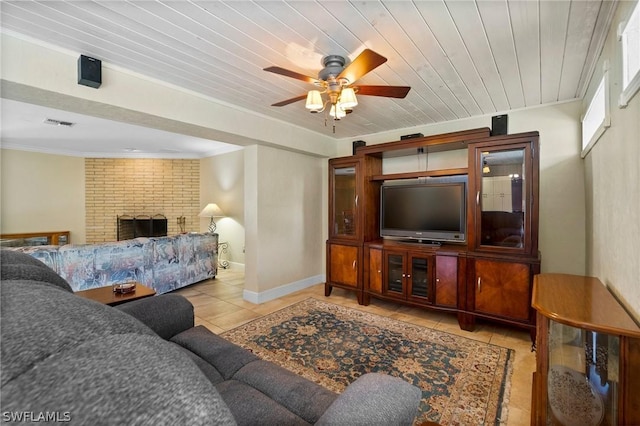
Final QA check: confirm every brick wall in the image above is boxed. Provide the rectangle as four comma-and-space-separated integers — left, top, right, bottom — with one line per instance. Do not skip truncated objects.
85, 158, 200, 243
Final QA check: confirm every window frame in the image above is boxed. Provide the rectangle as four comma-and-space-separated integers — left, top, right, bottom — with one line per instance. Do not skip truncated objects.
619, 1, 640, 107
581, 62, 611, 158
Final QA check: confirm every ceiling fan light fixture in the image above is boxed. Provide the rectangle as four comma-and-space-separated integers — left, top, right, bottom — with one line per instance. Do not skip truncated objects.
329, 104, 346, 119
339, 88, 358, 109
265, 49, 410, 132
305, 90, 323, 111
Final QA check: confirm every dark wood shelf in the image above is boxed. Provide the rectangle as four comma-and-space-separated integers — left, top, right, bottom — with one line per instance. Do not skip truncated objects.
356, 127, 490, 157
370, 168, 468, 181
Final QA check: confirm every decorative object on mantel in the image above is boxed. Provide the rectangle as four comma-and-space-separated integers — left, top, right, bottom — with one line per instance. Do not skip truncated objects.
198, 203, 225, 233
222, 298, 513, 425
177, 216, 186, 233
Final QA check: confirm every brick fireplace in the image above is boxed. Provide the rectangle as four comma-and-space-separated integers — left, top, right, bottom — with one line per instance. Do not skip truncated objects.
85, 158, 200, 243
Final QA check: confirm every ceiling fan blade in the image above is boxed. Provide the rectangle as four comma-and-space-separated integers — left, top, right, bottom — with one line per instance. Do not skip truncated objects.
264, 66, 320, 85
271, 94, 308, 107
338, 49, 387, 83
354, 85, 411, 98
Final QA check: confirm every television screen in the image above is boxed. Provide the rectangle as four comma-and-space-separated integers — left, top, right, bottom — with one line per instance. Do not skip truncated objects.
380, 177, 466, 243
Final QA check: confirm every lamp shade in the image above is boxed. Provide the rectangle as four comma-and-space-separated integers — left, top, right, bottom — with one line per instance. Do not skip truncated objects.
329, 104, 346, 119
305, 90, 323, 111
339, 88, 358, 109
198, 203, 225, 218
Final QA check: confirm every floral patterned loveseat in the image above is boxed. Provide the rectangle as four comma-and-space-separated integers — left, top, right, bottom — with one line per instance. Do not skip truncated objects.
6, 233, 218, 294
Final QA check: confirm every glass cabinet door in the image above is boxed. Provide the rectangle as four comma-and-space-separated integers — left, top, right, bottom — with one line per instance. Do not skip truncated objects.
473, 141, 536, 255
480, 148, 525, 247
385, 253, 404, 295
547, 320, 618, 426
408, 256, 430, 300
330, 162, 358, 238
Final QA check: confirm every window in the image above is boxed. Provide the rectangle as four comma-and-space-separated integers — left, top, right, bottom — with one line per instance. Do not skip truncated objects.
581, 64, 610, 157
619, 1, 640, 107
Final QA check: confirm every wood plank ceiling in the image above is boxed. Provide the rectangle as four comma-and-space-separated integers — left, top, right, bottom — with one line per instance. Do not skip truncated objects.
1, 0, 617, 139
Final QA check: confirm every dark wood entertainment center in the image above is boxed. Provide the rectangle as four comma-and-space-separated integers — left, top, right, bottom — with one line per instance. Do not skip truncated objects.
325, 128, 541, 335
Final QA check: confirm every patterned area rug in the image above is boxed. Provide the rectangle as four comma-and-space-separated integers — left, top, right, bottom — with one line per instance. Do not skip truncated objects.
221, 298, 513, 425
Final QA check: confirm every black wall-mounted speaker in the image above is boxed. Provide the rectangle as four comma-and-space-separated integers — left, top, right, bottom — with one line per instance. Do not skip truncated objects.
78, 55, 102, 88
352, 140, 366, 155
491, 114, 508, 136
400, 133, 424, 140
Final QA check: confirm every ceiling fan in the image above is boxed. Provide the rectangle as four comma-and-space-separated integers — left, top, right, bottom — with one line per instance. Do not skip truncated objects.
264, 49, 410, 131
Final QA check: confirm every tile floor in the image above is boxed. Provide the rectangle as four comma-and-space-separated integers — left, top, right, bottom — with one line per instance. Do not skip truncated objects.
174, 268, 536, 426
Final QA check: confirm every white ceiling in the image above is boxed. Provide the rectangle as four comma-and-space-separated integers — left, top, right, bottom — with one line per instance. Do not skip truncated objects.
0, 0, 617, 157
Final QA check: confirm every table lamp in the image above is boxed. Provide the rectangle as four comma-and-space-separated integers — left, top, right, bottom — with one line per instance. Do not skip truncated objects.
198, 203, 225, 233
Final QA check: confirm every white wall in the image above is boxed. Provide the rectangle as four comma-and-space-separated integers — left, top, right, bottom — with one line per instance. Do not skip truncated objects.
338, 101, 586, 276
583, 1, 640, 320
200, 149, 246, 269
0, 149, 86, 243
243, 145, 325, 303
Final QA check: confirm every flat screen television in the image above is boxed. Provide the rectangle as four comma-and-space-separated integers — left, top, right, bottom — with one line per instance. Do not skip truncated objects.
380, 176, 467, 244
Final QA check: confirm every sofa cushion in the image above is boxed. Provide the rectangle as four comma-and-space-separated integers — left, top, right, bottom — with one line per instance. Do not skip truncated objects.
0, 279, 156, 386
2, 246, 60, 272
315, 373, 423, 426
151, 235, 182, 293
177, 233, 217, 285
1, 250, 72, 292
170, 326, 259, 380
1, 333, 236, 425
216, 379, 309, 426
116, 294, 194, 340
234, 360, 337, 424
174, 344, 226, 385
2, 248, 55, 268
56, 244, 98, 290
93, 238, 151, 287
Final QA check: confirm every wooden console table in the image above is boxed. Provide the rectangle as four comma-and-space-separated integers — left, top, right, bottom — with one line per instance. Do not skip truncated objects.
0, 231, 70, 246
75, 283, 156, 306
531, 274, 640, 425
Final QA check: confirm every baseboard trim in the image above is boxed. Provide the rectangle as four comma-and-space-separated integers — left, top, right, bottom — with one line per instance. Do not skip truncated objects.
221, 262, 244, 272
243, 274, 326, 304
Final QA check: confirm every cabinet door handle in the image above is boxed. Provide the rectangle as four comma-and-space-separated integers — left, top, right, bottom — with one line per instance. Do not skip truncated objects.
407, 274, 411, 278
378, 270, 382, 274
476, 191, 480, 205
355, 195, 359, 207
477, 277, 482, 292
352, 260, 357, 269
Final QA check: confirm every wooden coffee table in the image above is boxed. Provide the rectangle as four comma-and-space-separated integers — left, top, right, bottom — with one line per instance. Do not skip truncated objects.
75, 282, 156, 306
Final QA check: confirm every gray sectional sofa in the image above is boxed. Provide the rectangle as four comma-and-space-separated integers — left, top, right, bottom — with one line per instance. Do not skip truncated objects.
1, 250, 421, 425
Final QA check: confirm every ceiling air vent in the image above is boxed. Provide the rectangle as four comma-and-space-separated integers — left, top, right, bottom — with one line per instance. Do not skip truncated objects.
44, 118, 76, 127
